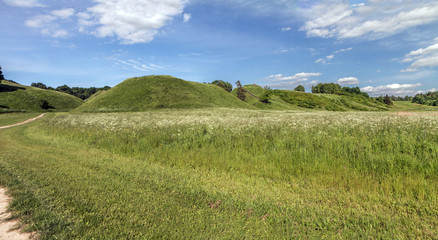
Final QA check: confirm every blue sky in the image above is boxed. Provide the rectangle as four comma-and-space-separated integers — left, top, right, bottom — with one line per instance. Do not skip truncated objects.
1, 0, 438, 96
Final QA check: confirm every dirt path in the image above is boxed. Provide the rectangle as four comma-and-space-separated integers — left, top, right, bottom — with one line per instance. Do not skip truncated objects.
0, 188, 34, 240
0, 114, 46, 130
1, 114, 44, 239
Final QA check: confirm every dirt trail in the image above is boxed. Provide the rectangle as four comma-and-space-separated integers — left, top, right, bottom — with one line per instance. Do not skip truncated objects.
0, 188, 34, 240
0, 114, 45, 129
1, 114, 45, 239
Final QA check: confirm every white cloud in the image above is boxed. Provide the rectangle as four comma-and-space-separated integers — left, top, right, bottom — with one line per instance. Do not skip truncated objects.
116, 59, 162, 72
402, 39, 438, 72
315, 47, 352, 64
3, 0, 44, 7
78, 0, 189, 44
281, 27, 292, 32
337, 77, 359, 85
51, 8, 75, 19
25, 8, 75, 38
183, 13, 191, 23
299, 1, 438, 39
361, 83, 422, 96
265, 72, 321, 89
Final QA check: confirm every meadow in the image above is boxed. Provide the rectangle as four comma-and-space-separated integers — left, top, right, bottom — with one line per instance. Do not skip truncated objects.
0, 109, 437, 239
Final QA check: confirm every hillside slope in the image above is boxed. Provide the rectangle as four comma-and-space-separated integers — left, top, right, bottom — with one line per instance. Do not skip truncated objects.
75, 75, 253, 112
233, 84, 388, 111
232, 85, 304, 110
0, 80, 83, 112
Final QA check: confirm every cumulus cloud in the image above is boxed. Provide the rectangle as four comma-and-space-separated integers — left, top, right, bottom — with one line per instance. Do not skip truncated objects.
337, 77, 359, 85
25, 8, 75, 38
402, 38, 438, 72
3, 0, 45, 7
78, 0, 189, 44
299, 1, 438, 39
281, 27, 292, 32
265, 72, 321, 89
361, 83, 422, 96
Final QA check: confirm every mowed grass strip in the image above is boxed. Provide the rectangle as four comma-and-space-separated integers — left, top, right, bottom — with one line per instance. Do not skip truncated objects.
0, 110, 437, 239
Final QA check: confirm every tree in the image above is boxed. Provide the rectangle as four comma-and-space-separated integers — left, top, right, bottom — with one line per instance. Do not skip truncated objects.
31, 82, 48, 89
235, 80, 246, 101
211, 80, 233, 92
259, 87, 272, 103
383, 95, 393, 105
311, 83, 342, 94
294, 85, 305, 92
0, 65, 5, 81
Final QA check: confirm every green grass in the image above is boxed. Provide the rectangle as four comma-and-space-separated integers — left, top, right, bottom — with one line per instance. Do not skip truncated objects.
75, 75, 253, 112
0, 80, 83, 112
390, 101, 438, 111
0, 110, 437, 239
232, 85, 304, 110
0, 112, 41, 126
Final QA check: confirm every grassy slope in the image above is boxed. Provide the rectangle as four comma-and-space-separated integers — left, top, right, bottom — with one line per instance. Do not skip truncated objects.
232, 85, 388, 111
0, 80, 83, 112
232, 85, 304, 110
274, 89, 389, 111
0, 110, 437, 239
390, 101, 438, 111
76, 75, 253, 112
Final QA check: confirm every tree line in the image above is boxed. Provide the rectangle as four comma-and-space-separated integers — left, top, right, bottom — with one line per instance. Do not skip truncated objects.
31, 82, 111, 100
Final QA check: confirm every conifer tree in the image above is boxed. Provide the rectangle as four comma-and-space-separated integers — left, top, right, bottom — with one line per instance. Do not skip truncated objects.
0, 65, 5, 81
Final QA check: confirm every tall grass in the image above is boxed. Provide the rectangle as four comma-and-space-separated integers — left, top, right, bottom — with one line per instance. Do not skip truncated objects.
1, 109, 437, 239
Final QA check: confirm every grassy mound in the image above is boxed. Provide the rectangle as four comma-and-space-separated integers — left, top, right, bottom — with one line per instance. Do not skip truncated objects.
0, 80, 83, 112
232, 84, 387, 111
75, 75, 253, 112
232, 85, 303, 110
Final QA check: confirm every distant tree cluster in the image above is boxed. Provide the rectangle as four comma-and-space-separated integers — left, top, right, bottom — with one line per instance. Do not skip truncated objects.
375, 95, 412, 103
294, 85, 305, 92
31, 82, 111, 100
311, 83, 369, 97
210, 80, 233, 92
412, 91, 438, 106
312, 83, 343, 94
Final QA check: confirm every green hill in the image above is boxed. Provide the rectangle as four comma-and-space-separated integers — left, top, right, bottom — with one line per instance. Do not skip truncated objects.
0, 80, 83, 112
232, 85, 304, 110
75, 75, 253, 112
233, 84, 388, 111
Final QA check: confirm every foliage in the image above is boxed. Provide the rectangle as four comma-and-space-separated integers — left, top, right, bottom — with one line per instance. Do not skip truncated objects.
412, 91, 438, 106
0, 65, 4, 80
1, 110, 437, 239
383, 95, 393, 105
210, 80, 233, 92
259, 87, 272, 103
235, 80, 246, 101
294, 85, 305, 92
76, 76, 252, 112
311, 83, 342, 94
31, 82, 48, 89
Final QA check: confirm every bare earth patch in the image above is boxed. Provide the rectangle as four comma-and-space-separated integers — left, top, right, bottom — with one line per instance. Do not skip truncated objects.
0, 188, 34, 240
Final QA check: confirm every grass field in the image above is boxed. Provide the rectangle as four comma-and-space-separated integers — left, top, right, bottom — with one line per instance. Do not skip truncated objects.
0, 113, 41, 126
0, 110, 437, 239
